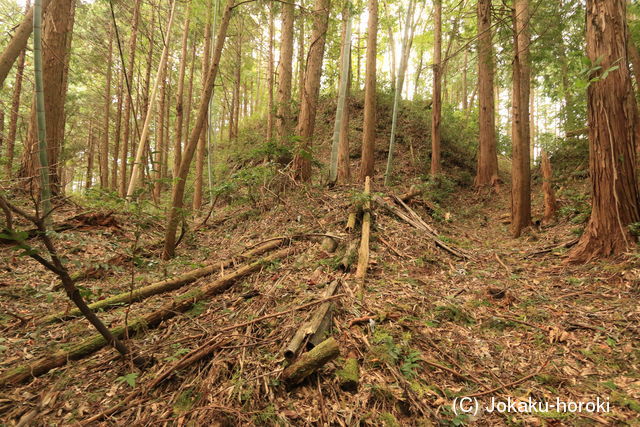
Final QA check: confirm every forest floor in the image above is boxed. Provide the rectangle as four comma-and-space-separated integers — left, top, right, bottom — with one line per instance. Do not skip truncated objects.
1, 177, 640, 426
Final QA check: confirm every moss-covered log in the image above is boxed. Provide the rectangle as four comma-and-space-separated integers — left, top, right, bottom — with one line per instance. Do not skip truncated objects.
0, 246, 297, 386
336, 357, 360, 391
281, 337, 340, 385
40, 239, 286, 324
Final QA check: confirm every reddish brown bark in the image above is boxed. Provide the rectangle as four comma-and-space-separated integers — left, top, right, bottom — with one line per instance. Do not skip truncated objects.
569, 0, 640, 262
293, 0, 331, 181
474, 0, 499, 188
510, 0, 532, 237
360, 0, 378, 182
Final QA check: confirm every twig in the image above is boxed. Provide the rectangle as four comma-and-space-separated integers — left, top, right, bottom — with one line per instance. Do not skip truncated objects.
467, 357, 550, 397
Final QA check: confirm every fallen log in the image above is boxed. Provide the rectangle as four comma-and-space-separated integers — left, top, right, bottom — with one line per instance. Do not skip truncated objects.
373, 194, 470, 259
281, 337, 340, 385
0, 246, 297, 386
355, 177, 372, 283
40, 239, 287, 324
336, 357, 360, 391
338, 240, 359, 272
284, 280, 340, 359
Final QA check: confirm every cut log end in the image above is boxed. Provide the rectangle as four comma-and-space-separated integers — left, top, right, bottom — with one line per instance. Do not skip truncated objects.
281, 337, 340, 386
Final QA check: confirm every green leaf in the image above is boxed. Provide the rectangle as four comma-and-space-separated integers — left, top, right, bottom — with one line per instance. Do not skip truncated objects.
116, 372, 139, 388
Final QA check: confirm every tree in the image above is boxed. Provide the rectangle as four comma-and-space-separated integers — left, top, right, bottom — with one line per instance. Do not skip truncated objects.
4, 0, 30, 179
194, 0, 214, 210
430, 0, 442, 176
568, 0, 640, 262
163, 0, 235, 259
266, 3, 275, 141
19, 0, 75, 195
511, 0, 532, 237
173, 1, 192, 179
384, 0, 415, 185
100, 22, 113, 188
276, 0, 295, 145
118, 0, 142, 196
329, 3, 352, 185
0, 0, 52, 87
292, 0, 331, 181
475, 0, 499, 188
360, 0, 378, 182
127, 0, 177, 199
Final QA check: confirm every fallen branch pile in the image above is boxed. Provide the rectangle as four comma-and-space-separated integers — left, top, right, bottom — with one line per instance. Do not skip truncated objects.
0, 246, 298, 385
41, 238, 288, 324
373, 194, 471, 259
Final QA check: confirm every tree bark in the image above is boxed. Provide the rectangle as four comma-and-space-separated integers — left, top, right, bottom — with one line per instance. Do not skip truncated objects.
541, 151, 557, 225
276, 0, 295, 145
173, 2, 191, 179
24, 0, 76, 195
360, 0, 378, 182
163, 0, 235, 260
431, 0, 442, 176
100, 22, 113, 188
568, 0, 640, 262
111, 69, 123, 190
474, 0, 499, 188
293, 0, 331, 181
0, 0, 52, 87
127, 1, 177, 198
510, 0, 532, 237
266, 3, 275, 140
118, 0, 142, 196
330, 4, 352, 185
194, 0, 214, 210
85, 123, 95, 190
4, 0, 30, 179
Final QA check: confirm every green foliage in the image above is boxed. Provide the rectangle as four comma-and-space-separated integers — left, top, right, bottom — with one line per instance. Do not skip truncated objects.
558, 189, 591, 222
115, 372, 138, 388
369, 328, 422, 380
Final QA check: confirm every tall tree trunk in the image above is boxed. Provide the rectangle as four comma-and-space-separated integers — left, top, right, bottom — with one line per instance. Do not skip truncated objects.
511, 0, 532, 237
569, 0, 640, 262
266, 3, 275, 140
138, 7, 156, 183
462, 48, 468, 110
127, 1, 177, 198
118, 0, 141, 197
100, 22, 114, 188
4, 0, 30, 179
384, 0, 414, 185
111, 70, 123, 190
183, 38, 197, 161
38, 0, 75, 195
118, 0, 141, 196
474, 0, 499, 188
163, 0, 235, 259
530, 87, 536, 165
194, 0, 214, 210
293, 0, 331, 181
297, 9, 306, 103
276, 0, 295, 144
360, 0, 378, 182
541, 151, 557, 225
414, 48, 424, 97
430, 0, 442, 176
329, 3, 352, 184
173, 2, 191, 179
0, 0, 52, 87
85, 123, 95, 190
